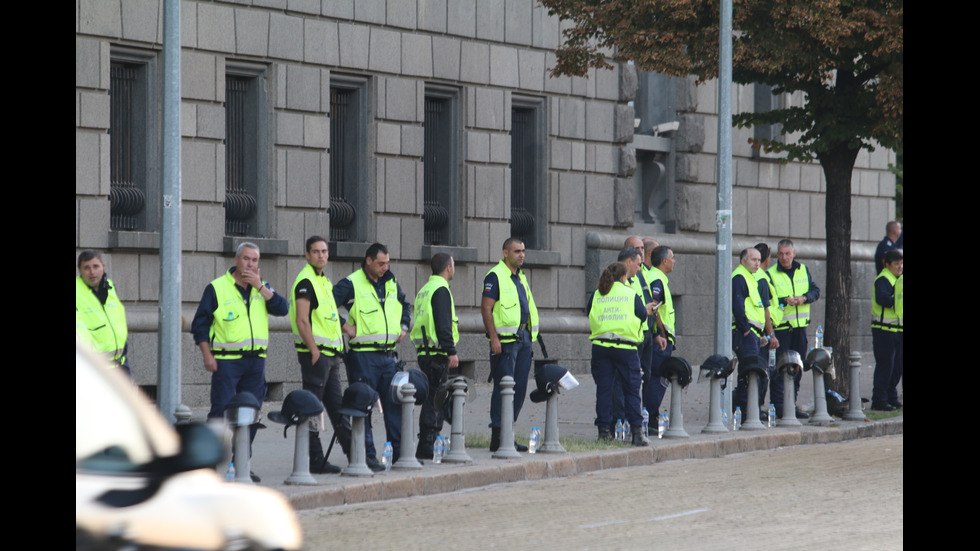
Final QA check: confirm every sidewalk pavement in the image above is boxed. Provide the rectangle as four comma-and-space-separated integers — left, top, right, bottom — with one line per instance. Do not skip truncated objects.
197, 359, 902, 511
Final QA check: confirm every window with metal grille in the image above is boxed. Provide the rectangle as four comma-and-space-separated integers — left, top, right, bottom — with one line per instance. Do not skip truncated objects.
109, 61, 149, 231
510, 99, 545, 249
752, 83, 787, 160
423, 88, 459, 245
329, 82, 365, 243
224, 74, 259, 236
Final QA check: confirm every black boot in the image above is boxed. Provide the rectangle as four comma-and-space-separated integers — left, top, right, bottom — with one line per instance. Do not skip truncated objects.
597, 425, 613, 441
309, 431, 341, 474
631, 429, 651, 447
490, 427, 501, 452
417, 428, 436, 460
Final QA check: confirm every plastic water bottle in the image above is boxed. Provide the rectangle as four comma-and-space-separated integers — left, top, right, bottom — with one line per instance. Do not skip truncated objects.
382, 442, 393, 471
642, 407, 650, 437
529, 427, 541, 454
225, 461, 235, 482
734, 407, 742, 431
815, 325, 824, 348
615, 419, 625, 441
768, 404, 776, 428
624, 420, 631, 441
433, 436, 444, 464
721, 408, 729, 427
657, 413, 667, 438
769, 347, 776, 369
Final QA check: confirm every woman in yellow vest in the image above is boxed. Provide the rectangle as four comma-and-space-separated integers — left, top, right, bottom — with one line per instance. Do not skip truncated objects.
871, 249, 903, 411
588, 262, 657, 446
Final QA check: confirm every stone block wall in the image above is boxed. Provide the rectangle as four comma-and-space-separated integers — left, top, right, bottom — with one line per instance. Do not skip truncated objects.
76, 0, 896, 404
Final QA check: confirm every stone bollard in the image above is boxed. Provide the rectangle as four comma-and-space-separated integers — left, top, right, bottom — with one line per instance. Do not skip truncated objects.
444, 377, 473, 463
492, 376, 521, 458
663, 376, 689, 438
777, 371, 802, 427
341, 416, 374, 477
174, 404, 193, 425
809, 370, 834, 425
394, 383, 422, 470
702, 378, 729, 433
741, 372, 766, 430
844, 351, 867, 421
232, 423, 253, 483
284, 418, 317, 485
539, 392, 566, 452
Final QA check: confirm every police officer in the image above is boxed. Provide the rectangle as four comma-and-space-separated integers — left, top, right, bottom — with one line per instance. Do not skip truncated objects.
411, 253, 459, 459
732, 248, 772, 413
768, 239, 820, 418
76, 250, 130, 376
332, 243, 412, 469
645, 245, 677, 414
871, 249, 903, 411
754, 243, 781, 407
613, 245, 653, 421
192, 242, 288, 482
290, 236, 347, 474
481, 238, 538, 452
588, 262, 655, 446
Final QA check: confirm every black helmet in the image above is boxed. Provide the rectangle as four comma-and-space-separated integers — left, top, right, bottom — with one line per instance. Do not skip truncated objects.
222, 391, 266, 429
529, 364, 569, 403
406, 368, 430, 405
699, 354, 736, 381
805, 348, 835, 380
661, 356, 693, 388
777, 350, 804, 375
390, 368, 430, 405
268, 389, 324, 425
738, 354, 768, 381
339, 382, 379, 418
268, 389, 325, 437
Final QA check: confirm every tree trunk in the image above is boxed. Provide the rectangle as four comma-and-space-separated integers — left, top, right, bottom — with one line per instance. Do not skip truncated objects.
817, 144, 860, 397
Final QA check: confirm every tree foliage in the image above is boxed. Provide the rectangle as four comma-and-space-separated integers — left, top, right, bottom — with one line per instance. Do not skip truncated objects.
542, 0, 903, 393
541, 0, 903, 160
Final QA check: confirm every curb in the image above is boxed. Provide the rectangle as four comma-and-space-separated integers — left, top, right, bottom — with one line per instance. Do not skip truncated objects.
286, 417, 903, 510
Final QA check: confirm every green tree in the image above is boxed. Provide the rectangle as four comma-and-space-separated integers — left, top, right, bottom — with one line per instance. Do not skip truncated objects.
542, 0, 903, 391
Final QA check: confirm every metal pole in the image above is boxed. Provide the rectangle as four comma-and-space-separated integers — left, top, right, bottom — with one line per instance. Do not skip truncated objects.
715, 0, 734, 415
158, 0, 182, 423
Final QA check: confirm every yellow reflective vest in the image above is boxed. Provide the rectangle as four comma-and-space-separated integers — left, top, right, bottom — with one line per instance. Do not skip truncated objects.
872, 269, 901, 332
756, 269, 783, 330
76, 277, 128, 365
209, 270, 270, 359
732, 264, 766, 335
347, 269, 404, 351
411, 275, 458, 355
590, 281, 643, 349
290, 263, 343, 355
487, 260, 539, 342
767, 263, 811, 329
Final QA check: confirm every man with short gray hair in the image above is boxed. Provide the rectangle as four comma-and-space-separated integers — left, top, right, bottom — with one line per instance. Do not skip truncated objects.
192, 242, 288, 481
767, 239, 820, 419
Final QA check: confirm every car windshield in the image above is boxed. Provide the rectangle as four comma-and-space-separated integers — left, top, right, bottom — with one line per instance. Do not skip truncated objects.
76, 348, 176, 472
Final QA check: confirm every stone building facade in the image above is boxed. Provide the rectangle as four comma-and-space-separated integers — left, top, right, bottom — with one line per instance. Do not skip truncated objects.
75, 0, 897, 405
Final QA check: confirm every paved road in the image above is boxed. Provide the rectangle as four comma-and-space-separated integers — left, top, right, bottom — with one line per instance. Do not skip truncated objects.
299, 435, 903, 550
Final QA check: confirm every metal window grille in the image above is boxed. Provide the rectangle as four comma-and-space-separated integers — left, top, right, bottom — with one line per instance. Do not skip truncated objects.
423, 97, 451, 245
109, 62, 145, 231
224, 76, 256, 236
510, 107, 535, 247
329, 87, 357, 242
